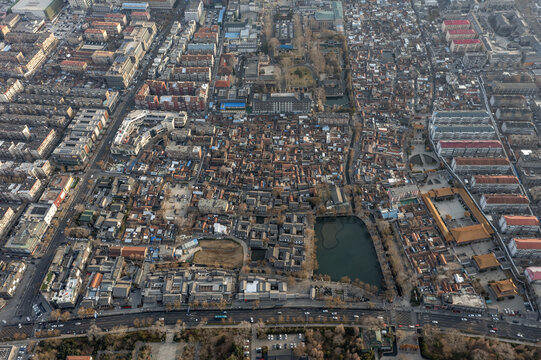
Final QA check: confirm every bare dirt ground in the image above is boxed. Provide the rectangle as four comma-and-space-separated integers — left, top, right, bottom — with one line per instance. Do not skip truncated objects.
193, 239, 244, 268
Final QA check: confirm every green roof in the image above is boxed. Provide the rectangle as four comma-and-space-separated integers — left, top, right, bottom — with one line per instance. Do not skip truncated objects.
79, 210, 95, 223
332, 1, 343, 20
315, 10, 334, 21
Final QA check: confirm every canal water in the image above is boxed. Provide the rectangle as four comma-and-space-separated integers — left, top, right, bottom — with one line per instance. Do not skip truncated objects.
315, 216, 383, 288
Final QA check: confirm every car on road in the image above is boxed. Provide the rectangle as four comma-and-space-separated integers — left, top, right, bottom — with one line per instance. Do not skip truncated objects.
304, 312, 310, 315
461, 318, 467, 321
517, 333, 524, 338
353, 315, 359, 318
322, 309, 328, 313
332, 316, 339, 320
250, 317, 254, 323
331, 312, 337, 315
489, 330, 496, 333
431, 320, 438, 324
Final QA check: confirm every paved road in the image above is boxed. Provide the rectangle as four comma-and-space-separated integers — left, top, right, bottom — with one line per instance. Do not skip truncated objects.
2, 306, 540, 345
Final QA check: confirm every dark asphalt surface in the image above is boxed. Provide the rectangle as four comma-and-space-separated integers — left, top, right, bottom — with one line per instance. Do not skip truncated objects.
2, 307, 540, 344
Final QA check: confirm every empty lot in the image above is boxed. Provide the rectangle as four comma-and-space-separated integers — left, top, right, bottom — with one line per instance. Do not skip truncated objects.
193, 239, 244, 268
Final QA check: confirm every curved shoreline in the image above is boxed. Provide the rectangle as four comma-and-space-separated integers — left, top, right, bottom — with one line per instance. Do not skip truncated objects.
314, 216, 383, 287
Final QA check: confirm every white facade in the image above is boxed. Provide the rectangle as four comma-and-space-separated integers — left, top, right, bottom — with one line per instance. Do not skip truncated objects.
470, 176, 520, 193
499, 216, 540, 235
68, 0, 90, 10
185, 0, 203, 22
508, 238, 541, 262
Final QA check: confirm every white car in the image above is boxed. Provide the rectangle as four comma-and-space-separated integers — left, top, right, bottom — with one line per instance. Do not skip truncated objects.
517, 333, 524, 338
431, 320, 438, 324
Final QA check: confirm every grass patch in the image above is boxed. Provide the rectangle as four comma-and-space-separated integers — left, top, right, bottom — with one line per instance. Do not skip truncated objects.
41, 272, 54, 291
287, 66, 315, 87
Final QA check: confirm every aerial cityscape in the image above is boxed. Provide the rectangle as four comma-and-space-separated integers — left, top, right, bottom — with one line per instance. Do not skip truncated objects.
0, 0, 540, 358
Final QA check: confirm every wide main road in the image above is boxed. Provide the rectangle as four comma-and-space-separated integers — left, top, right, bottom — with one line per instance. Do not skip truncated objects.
2, 307, 540, 345
14, 0, 190, 321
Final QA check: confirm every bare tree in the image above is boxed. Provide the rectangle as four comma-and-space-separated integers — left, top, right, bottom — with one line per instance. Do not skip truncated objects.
60, 311, 71, 322
310, 45, 325, 74
292, 14, 306, 59
268, 37, 280, 56
361, 316, 384, 330
263, 12, 273, 41
49, 309, 61, 321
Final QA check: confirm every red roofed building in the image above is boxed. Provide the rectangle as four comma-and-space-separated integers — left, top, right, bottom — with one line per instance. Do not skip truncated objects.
89, 272, 103, 289
509, 238, 541, 261
500, 216, 539, 235
92, 21, 122, 34
109, 245, 147, 259
451, 38, 482, 53
525, 267, 541, 282
59, 60, 88, 72
179, 54, 214, 67
480, 194, 529, 212
193, 31, 218, 44
446, 28, 477, 42
122, 246, 147, 259
84, 28, 108, 42
215, 80, 230, 88
104, 13, 127, 25
471, 175, 520, 192
131, 11, 151, 21
442, 19, 471, 32
437, 140, 503, 157
123, 26, 136, 36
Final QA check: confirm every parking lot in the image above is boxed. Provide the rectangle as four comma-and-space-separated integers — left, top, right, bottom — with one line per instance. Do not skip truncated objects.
252, 332, 304, 360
